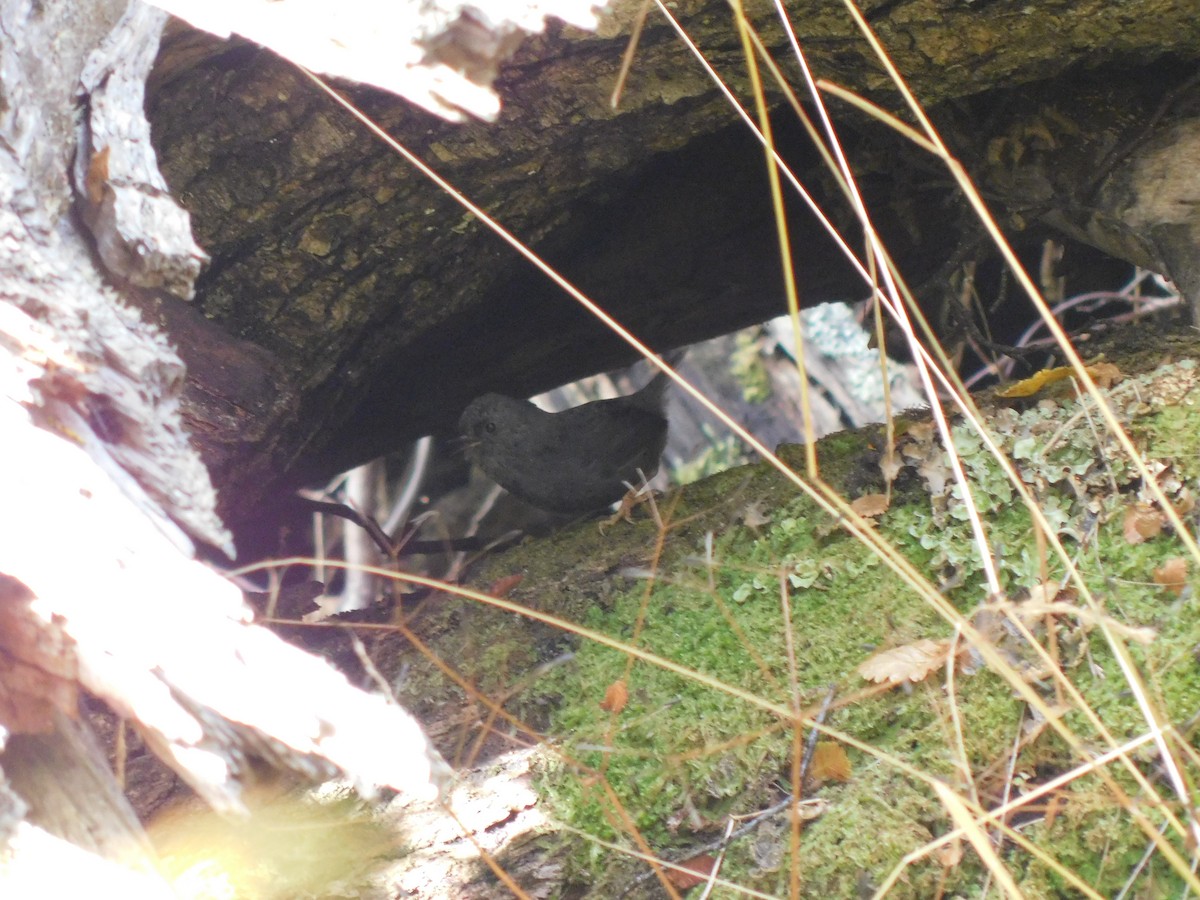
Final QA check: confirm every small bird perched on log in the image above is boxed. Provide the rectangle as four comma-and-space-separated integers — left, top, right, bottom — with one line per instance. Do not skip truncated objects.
458, 353, 682, 515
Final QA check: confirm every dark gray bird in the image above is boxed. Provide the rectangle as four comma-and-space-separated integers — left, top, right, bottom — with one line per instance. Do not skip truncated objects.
459, 355, 680, 514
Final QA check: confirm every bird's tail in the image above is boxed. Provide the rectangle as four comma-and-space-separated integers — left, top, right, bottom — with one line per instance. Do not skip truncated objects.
634, 348, 687, 409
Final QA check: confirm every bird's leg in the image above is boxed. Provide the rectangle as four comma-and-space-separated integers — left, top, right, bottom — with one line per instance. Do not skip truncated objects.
599, 469, 660, 531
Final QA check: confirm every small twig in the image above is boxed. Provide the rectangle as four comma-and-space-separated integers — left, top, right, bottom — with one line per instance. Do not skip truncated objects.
994, 705, 1026, 852
347, 630, 398, 705
798, 686, 836, 796
1114, 818, 1171, 900
296, 495, 486, 556
696, 817, 735, 900
298, 495, 397, 556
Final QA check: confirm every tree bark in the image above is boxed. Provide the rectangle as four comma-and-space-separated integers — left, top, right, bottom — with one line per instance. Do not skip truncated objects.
135, 1, 1200, 529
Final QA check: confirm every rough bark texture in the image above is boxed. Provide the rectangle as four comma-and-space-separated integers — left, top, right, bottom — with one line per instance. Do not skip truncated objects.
2, 0, 1198, 891
137, 0, 1200, 534
2, 713, 160, 867
0, 1, 454, 886
150, 0, 607, 122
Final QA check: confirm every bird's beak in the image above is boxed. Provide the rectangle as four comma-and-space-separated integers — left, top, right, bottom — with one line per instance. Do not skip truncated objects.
452, 433, 479, 459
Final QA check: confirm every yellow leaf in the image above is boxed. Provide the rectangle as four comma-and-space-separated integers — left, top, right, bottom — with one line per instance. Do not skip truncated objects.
996, 367, 1073, 398
996, 362, 1123, 398
810, 742, 852, 783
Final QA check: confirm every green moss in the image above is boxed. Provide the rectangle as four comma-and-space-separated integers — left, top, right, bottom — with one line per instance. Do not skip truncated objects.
674, 431, 753, 485
401, 355, 1200, 896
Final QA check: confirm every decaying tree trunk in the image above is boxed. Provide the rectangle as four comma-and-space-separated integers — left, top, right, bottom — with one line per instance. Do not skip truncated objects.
134, 0, 1200, 531
0, 0, 511, 889
4, 0, 1200, 892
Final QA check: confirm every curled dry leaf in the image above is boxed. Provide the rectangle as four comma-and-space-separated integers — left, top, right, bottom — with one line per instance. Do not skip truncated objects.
1086, 361, 1123, 389
1123, 503, 1163, 545
858, 638, 951, 685
996, 362, 1123, 398
795, 797, 830, 821
300, 594, 344, 624
1001, 599, 1157, 644
1153, 557, 1189, 595
1172, 487, 1196, 516
996, 366, 1075, 398
599, 679, 628, 714
810, 741, 852, 783
1023, 580, 1058, 606
850, 493, 889, 518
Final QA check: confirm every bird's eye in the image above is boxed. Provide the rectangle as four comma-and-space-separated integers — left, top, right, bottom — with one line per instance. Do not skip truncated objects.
485, 421, 497, 434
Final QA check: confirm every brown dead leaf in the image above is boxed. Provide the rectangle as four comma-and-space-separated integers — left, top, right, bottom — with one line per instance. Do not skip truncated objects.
666, 854, 717, 890
1053, 584, 1078, 605
810, 741, 852, 783
488, 574, 523, 597
1123, 503, 1163, 545
1153, 558, 1189, 596
599, 680, 628, 714
1173, 488, 1196, 516
858, 638, 950, 685
1086, 362, 1123, 389
850, 493, 890, 518
937, 837, 964, 868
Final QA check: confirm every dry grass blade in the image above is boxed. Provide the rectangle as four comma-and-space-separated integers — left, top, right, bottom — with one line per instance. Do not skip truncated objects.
268, 3, 1200, 894
932, 782, 1024, 900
